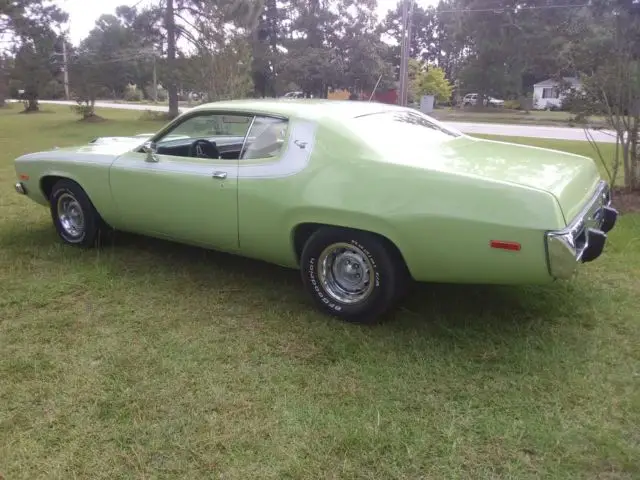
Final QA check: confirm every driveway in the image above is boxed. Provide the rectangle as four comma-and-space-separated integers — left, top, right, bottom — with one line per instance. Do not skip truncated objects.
34, 100, 618, 143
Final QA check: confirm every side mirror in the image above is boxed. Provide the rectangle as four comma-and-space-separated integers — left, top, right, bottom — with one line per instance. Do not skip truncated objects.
143, 141, 159, 163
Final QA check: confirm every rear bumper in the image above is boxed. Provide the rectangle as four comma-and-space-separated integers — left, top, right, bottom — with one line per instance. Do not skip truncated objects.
15, 182, 27, 195
546, 181, 618, 279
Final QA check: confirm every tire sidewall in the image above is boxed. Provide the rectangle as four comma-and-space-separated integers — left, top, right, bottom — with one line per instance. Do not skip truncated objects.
302, 230, 398, 322
50, 181, 97, 246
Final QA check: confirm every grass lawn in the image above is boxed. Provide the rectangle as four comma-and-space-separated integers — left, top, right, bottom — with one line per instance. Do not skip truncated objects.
430, 108, 609, 129
1, 105, 639, 479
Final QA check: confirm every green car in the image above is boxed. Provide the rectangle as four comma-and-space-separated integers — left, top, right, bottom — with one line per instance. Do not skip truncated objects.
13, 99, 618, 323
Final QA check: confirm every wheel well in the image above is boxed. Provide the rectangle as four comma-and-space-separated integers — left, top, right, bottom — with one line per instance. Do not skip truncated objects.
40, 175, 67, 201
292, 222, 411, 276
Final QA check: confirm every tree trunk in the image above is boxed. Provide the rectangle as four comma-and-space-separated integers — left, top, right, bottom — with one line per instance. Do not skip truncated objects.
0, 56, 7, 108
23, 95, 39, 112
630, 116, 639, 190
165, 0, 179, 118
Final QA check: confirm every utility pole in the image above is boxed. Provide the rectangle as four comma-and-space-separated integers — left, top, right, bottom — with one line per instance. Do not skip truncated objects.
62, 35, 70, 100
398, 0, 414, 106
152, 52, 158, 102
398, 0, 408, 106
165, 0, 179, 117
403, 0, 414, 106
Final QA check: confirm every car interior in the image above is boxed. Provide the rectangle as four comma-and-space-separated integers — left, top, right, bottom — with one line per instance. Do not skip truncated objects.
143, 113, 288, 161
155, 136, 247, 160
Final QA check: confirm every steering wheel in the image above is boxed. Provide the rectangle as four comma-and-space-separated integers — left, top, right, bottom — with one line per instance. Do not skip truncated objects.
189, 139, 220, 159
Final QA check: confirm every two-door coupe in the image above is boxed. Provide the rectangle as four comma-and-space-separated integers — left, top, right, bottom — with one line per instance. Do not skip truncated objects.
13, 99, 618, 323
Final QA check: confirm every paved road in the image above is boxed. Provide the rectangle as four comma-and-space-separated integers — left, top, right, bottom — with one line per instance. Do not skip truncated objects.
34, 99, 618, 143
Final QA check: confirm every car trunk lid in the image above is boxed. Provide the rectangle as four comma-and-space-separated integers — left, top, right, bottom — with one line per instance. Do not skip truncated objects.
395, 136, 602, 225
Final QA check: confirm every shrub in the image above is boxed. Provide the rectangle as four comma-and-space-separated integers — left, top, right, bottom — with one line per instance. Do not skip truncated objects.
156, 87, 168, 102
124, 86, 143, 102
503, 99, 521, 110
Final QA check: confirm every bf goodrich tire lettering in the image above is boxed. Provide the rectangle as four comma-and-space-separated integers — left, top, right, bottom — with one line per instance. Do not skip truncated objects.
300, 227, 405, 323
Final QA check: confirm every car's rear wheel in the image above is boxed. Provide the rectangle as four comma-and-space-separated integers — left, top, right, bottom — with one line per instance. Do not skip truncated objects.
300, 227, 406, 324
49, 179, 103, 247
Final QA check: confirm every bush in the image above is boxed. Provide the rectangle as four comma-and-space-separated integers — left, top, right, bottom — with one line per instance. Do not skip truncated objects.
124, 86, 143, 102
71, 102, 95, 119
138, 110, 173, 122
156, 87, 168, 102
503, 99, 521, 110
42, 79, 65, 99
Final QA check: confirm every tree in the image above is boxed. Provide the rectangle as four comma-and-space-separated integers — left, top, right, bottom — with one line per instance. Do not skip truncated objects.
69, 45, 109, 119
165, 0, 257, 101
379, 1, 439, 78
409, 60, 452, 103
0, 54, 8, 107
11, 28, 60, 111
250, 0, 279, 97
562, 0, 640, 191
277, 0, 393, 98
0, 0, 67, 107
437, 0, 586, 102
78, 6, 162, 100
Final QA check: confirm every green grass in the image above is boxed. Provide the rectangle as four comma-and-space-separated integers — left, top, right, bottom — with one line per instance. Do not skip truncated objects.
431, 108, 609, 129
1, 105, 639, 479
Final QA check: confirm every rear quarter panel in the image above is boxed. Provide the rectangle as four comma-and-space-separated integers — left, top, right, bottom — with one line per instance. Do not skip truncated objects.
237, 119, 564, 285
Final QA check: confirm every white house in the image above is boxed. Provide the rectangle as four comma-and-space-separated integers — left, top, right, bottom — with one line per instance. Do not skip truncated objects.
532, 77, 582, 110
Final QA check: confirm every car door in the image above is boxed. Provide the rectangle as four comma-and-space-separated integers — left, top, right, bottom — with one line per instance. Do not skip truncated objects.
108, 110, 254, 252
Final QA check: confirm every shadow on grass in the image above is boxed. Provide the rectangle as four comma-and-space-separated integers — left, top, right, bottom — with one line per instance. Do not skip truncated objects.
2, 222, 595, 343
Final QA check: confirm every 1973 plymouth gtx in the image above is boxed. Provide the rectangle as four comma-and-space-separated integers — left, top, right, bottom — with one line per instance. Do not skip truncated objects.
13, 99, 618, 323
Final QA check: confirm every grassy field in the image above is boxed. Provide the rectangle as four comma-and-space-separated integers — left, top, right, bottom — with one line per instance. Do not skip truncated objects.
1, 105, 639, 479
430, 108, 609, 129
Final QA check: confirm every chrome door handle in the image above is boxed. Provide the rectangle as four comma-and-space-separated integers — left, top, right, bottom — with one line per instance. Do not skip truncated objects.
212, 171, 227, 179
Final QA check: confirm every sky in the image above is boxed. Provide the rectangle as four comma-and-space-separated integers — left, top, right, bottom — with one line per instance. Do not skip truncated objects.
57, 0, 439, 45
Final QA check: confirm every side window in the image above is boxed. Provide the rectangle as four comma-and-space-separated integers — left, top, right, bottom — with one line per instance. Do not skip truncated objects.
155, 112, 253, 159
241, 116, 289, 160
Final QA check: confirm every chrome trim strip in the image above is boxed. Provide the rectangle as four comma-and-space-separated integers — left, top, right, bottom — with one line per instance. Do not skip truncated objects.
239, 115, 256, 159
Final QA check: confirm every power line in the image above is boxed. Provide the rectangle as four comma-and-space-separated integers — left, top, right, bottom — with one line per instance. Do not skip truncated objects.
437, 3, 589, 14
131, 0, 149, 9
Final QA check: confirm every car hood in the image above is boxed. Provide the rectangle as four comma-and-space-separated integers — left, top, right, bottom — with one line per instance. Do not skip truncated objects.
15, 135, 154, 164
84, 134, 153, 153
385, 136, 602, 224
47, 135, 153, 156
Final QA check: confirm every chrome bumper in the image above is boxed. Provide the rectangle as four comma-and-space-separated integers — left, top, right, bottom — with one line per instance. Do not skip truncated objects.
15, 182, 27, 195
546, 181, 618, 279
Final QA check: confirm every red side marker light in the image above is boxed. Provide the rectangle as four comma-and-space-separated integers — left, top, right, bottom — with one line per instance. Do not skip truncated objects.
490, 240, 521, 251
19, 174, 29, 181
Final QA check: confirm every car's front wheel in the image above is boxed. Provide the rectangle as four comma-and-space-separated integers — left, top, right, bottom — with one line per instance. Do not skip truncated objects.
300, 227, 407, 324
49, 179, 103, 247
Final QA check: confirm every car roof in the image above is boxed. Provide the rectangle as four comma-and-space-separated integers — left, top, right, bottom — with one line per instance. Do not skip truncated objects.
189, 98, 408, 121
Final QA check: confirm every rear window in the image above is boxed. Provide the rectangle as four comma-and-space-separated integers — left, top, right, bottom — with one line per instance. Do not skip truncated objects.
353, 110, 462, 139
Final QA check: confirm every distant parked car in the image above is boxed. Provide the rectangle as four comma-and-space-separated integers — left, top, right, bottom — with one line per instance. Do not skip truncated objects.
463, 93, 505, 107
13, 99, 617, 323
282, 91, 305, 99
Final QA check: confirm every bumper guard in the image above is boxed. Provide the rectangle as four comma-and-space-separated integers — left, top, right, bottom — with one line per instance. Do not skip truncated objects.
545, 181, 618, 279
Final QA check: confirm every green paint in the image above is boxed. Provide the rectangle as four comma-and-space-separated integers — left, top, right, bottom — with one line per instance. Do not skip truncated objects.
14, 99, 605, 285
